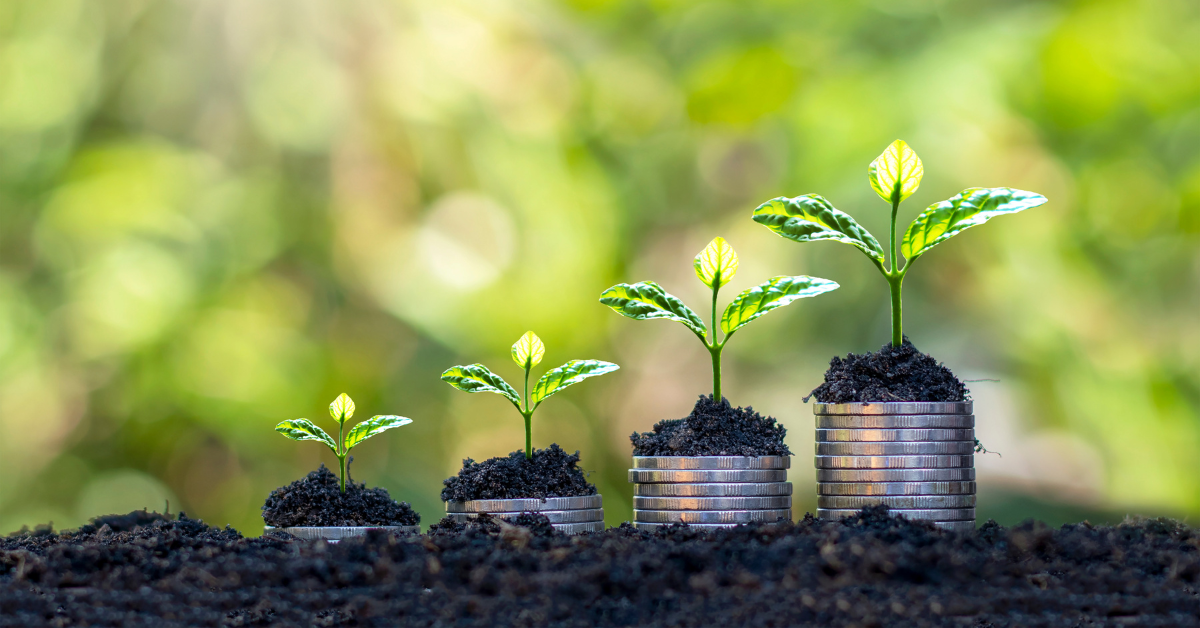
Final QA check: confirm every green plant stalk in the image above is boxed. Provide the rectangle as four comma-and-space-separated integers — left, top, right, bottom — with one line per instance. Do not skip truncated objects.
337, 421, 347, 493
887, 185, 907, 347
708, 281, 724, 401
522, 364, 533, 460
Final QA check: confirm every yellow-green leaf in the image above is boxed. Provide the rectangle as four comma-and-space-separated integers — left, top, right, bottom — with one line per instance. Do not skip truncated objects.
902, 187, 1048, 260
329, 393, 355, 425
530, 360, 619, 408
693, 237, 739, 289
440, 364, 521, 406
275, 419, 337, 453
752, 195, 885, 263
510, 331, 545, 370
868, 139, 923, 203
721, 276, 840, 336
344, 415, 413, 450
599, 281, 707, 337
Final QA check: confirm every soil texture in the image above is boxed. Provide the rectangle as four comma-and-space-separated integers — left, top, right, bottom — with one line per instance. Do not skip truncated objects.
440, 443, 597, 502
631, 395, 791, 456
261, 464, 419, 527
809, 338, 969, 403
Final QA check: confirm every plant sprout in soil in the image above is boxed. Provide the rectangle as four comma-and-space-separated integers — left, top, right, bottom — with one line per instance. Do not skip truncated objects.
601, 237, 838, 401
753, 140, 1047, 347
275, 394, 413, 493
441, 331, 619, 460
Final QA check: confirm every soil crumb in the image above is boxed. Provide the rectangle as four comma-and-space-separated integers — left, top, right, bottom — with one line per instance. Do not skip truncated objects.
808, 338, 969, 403
631, 395, 791, 456
261, 464, 419, 527
441, 443, 597, 502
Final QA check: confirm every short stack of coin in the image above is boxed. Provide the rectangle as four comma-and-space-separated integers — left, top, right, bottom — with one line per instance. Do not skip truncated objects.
813, 402, 975, 532
444, 495, 604, 534
628, 456, 792, 530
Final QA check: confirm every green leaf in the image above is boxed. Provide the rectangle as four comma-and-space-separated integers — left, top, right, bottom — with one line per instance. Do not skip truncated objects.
329, 393, 355, 425
599, 281, 707, 337
511, 331, 545, 370
868, 139, 924, 203
721, 275, 840, 336
752, 195, 885, 264
530, 360, 619, 408
902, 187, 1048, 260
275, 419, 337, 453
344, 415, 413, 450
440, 364, 522, 406
693, 236, 739, 289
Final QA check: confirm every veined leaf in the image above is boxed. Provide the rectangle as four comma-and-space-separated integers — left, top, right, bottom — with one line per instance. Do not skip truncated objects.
599, 282, 707, 337
276, 419, 337, 453
752, 195, 885, 264
344, 415, 413, 450
721, 276, 840, 336
530, 360, 619, 408
902, 187, 1048, 260
868, 139, 923, 203
511, 331, 545, 369
693, 237, 739, 289
440, 364, 521, 406
329, 393, 355, 425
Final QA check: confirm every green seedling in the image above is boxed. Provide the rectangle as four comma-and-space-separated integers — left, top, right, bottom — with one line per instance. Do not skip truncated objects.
441, 332, 619, 460
753, 140, 1047, 347
600, 237, 838, 401
275, 394, 412, 493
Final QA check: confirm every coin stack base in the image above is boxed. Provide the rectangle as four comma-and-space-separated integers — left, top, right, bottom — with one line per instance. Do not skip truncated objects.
629, 456, 792, 530
444, 495, 604, 534
263, 525, 421, 543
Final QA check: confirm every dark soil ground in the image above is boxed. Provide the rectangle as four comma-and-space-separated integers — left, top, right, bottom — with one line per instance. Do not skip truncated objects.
3, 506, 1198, 627
441, 444, 597, 502
809, 339, 970, 403
630, 395, 791, 456
261, 465, 420, 527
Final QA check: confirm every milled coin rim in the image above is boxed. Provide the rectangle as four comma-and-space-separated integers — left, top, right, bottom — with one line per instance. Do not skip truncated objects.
632, 521, 790, 531
550, 521, 605, 535
815, 468, 976, 483
815, 455, 974, 469
813, 402, 973, 415
632, 496, 793, 511
632, 482, 794, 497
633, 508, 793, 524
443, 509, 604, 523
815, 415, 975, 429
631, 456, 790, 470
817, 495, 976, 509
816, 507, 976, 521
816, 481, 977, 496
264, 525, 421, 541
815, 441, 976, 456
815, 428, 976, 442
628, 469, 789, 483
446, 495, 602, 513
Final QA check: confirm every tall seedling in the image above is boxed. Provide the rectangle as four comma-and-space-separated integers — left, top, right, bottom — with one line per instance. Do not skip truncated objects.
600, 237, 839, 401
753, 140, 1047, 347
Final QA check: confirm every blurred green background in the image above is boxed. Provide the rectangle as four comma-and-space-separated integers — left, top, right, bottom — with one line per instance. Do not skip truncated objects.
1, 0, 1198, 535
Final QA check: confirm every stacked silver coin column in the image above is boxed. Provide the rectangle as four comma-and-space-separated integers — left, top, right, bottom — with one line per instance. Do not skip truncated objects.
629, 456, 792, 530
443, 495, 604, 534
813, 402, 976, 532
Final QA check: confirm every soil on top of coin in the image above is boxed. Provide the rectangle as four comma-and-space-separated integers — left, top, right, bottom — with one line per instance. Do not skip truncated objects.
261, 464, 420, 527
808, 338, 969, 403
630, 394, 791, 456
440, 443, 597, 502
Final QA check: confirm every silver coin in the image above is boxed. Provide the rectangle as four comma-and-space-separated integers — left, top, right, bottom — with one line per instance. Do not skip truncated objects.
633, 482, 794, 497
444, 509, 603, 524
814, 402, 972, 416
628, 469, 788, 483
816, 415, 974, 429
632, 521, 790, 531
932, 520, 976, 533
817, 481, 976, 496
264, 525, 421, 542
631, 456, 790, 470
551, 521, 605, 535
817, 507, 975, 521
818, 495, 976, 509
815, 429, 975, 442
634, 509, 793, 524
633, 496, 792, 510
815, 455, 973, 469
816, 441, 975, 456
446, 495, 602, 513
816, 468, 975, 483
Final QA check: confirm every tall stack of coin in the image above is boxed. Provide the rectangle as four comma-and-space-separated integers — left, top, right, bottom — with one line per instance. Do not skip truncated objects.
628, 456, 792, 530
813, 402, 975, 531
444, 495, 604, 534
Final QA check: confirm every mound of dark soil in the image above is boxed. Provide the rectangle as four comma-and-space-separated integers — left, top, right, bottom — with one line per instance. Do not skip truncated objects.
1, 510, 242, 556
261, 464, 419, 527
441, 444, 596, 502
808, 338, 969, 403
427, 512, 557, 538
631, 395, 791, 456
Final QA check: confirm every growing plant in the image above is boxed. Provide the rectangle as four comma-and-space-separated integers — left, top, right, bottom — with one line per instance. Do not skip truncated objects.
600, 237, 838, 401
441, 332, 619, 460
752, 140, 1047, 347
275, 394, 412, 493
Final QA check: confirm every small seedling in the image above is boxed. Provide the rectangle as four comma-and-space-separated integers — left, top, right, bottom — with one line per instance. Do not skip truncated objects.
753, 140, 1047, 347
275, 394, 412, 493
441, 332, 619, 460
600, 237, 838, 401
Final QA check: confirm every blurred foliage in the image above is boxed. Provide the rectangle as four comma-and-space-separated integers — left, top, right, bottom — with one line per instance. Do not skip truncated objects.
1, 0, 1198, 535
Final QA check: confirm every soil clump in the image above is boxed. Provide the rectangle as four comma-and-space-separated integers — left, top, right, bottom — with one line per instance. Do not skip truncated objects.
809, 338, 969, 403
441, 443, 596, 502
631, 395, 791, 456
261, 464, 419, 527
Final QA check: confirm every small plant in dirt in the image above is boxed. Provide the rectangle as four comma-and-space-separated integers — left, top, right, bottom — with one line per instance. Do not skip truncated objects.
275, 394, 412, 492
441, 332, 619, 460
600, 237, 838, 401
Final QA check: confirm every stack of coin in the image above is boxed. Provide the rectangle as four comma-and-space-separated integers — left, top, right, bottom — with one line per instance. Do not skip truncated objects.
263, 525, 421, 543
628, 456, 793, 530
444, 495, 604, 534
813, 402, 976, 532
